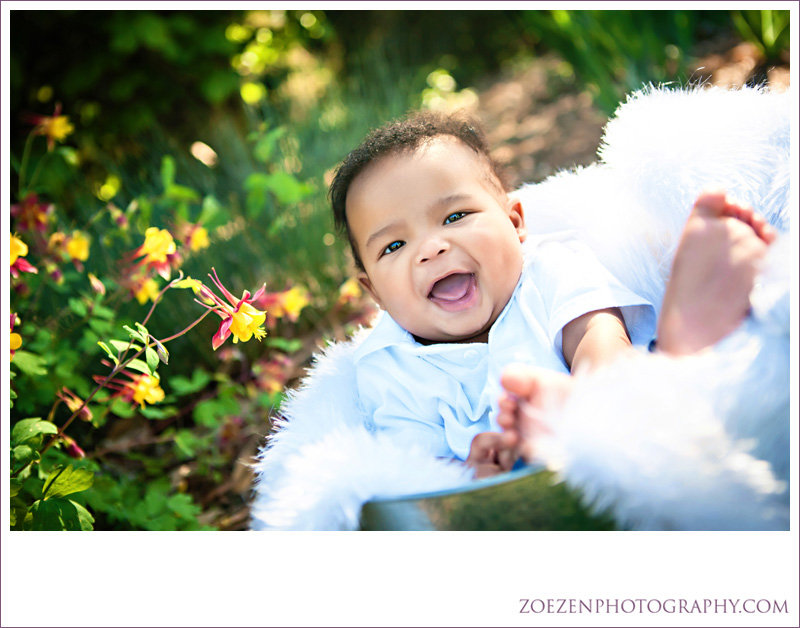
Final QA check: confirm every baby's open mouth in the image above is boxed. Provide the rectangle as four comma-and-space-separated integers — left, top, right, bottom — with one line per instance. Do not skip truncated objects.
428, 273, 476, 307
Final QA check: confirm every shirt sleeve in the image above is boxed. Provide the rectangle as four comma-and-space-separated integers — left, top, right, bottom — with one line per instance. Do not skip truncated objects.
528, 239, 657, 354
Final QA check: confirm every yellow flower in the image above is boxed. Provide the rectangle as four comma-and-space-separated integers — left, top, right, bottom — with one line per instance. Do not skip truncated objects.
189, 226, 210, 252
23, 103, 75, 151
128, 374, 165, 407
128, 227, 179, 280
338, 277, 362, 304
66, 230, 90, 262
134, 278, 161, 305
48, 231, 67, 254
140, 227, 176, 264
195, 268, 268, 350
279, 286, 311, 322
10, 233, 37, 277
41, 116, 74, 144
10, 313, 21, 361
10, 233, 28, 266
228, 302, 268, 343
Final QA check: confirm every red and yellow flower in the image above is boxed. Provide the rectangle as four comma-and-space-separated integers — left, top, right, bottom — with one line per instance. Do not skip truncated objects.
175, 221, 210, 253
10, 233, 38, 277
255, 285, 311, 323
11, 193, 54, 233
22, 102, 75, 151
195, 268, 267, 350
337, 277, 362, 305
96, 370, 165, 409
126, 227, 180, 280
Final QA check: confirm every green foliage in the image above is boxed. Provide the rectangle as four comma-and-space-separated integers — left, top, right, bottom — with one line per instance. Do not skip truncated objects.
517, 10, 708, 113
85, 475, 213, 531
732, 10, 790, 61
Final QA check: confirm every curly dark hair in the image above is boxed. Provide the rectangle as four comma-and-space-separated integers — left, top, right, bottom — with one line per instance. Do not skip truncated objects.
328, 110, 508, 270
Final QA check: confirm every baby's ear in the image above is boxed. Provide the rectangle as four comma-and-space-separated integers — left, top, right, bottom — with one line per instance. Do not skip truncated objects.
507, 198, 527, 242
357, 272, 383, 308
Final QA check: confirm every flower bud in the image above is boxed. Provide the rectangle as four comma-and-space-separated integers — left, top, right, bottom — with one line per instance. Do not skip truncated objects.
58, 387, 93, 422
88, 272, 106, 296
151, 336, 169, 365
62, 435, 86, 460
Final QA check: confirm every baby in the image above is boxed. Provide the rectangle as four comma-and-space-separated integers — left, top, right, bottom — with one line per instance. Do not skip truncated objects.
329, 110, 775, 477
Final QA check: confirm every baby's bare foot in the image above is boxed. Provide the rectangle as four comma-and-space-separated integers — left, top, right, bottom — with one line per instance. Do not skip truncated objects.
658, 190, 773, 355
498, 364, 571, 461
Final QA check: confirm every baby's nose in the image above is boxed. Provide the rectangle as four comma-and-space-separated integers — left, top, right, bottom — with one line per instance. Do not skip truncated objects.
417, 237, 449, 263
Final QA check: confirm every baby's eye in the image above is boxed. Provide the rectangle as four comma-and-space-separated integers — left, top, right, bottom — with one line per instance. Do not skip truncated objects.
444, 212, 467, 224
382, 240, 405, 256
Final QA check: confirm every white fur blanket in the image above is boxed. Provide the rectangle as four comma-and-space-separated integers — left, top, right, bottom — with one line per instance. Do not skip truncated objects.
250, 85, 791, 531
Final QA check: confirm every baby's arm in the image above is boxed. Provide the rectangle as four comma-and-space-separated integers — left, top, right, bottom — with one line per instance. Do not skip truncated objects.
561, 306, 632, 372
497, 308, 631, 461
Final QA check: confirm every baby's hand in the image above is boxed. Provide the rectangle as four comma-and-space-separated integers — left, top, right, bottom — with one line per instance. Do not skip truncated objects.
465, 431, 520, 478
497, 364, 568, 462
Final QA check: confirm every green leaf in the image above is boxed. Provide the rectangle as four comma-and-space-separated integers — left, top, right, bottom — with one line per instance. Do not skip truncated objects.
135, 322, 150, 339
166, 493, 202, 520
199, 69, 239, 105
110, 398, 136, 418
57, 146, 80, 167
42, 465, 94, 500
123, 325, 145, 343
125, 358, 154, 377
253, 127, 285, 163
29, 497, 94, 530
161, 155, 176, 190
172, 277, 202, 290
170, 369, 211, 396
173, 430, 197, 457
71, 500, 95, 531
68, 297, 88, 317
244, 172, 271, 218
140, 405, 177, 420
165, 183, 200, 202
198, 195, 222, 225
265, 337, 303, 353
110, 339, 141, 353
92, 303, 116, 320
193, 394, 239, 428
263, 171, 312, 205
145, 347, 159, 375
88, 318, 114, 336
97, 341, 120, 365
12, 444, 39, 466
12, 418, 58, 445
11, 350, 48, 376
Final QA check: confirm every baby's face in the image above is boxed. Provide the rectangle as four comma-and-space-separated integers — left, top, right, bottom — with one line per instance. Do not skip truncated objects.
346, 136, 527, 344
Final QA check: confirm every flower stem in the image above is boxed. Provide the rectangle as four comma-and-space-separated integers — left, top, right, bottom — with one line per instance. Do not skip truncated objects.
26, 151, 53, 192
158, 310, 212, 344
17, 133, 35, 195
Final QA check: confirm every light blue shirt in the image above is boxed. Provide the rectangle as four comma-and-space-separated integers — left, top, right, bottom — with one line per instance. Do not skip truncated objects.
354, 238, 656, 461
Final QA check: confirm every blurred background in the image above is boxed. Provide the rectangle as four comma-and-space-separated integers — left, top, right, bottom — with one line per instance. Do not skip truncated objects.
8, 9, 790, 530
